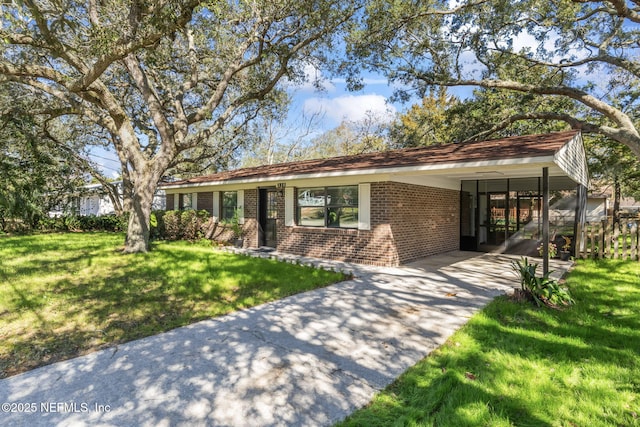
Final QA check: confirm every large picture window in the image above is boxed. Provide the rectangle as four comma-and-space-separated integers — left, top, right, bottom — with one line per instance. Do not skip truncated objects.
221, 191, 237, 222
296, 186, 358, 228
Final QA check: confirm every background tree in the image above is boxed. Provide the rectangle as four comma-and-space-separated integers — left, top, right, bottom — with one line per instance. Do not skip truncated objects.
1, 0, 360, 252
239, 105, 323, 168
307, 111, 390, 157
389, 88, 466, 147
390, 85, 576, 148
347, 0, 640, 159
0, 85, 87, 230
586, 134, 640, 223
238, 108, 390, 165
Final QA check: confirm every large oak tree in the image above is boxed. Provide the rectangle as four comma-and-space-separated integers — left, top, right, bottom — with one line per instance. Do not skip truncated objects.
1, 0, 359, 252
347, 0, 640, 158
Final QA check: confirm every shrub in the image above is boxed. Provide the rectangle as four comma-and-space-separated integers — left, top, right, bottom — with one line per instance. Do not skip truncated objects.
150, 210, 165, 240
181, 210, 201, 241
156, 210, 210, 242
37, 214, 128, 233
511, 257, 574, 308
162, 210, 182, 240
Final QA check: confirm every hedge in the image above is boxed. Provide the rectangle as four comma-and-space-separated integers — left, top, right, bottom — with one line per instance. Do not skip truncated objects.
152, 210, 211, 242
38, 214, 128, 232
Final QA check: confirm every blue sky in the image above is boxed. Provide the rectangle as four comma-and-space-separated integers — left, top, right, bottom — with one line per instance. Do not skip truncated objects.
91, 70, 408, 178
289, 70, 399, 130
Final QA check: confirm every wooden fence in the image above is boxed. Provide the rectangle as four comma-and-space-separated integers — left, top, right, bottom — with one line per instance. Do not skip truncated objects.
576, 219, 640, 261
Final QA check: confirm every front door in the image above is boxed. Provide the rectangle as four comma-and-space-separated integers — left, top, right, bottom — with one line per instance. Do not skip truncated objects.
488, 193, 508, 245
259, 189, 278, 248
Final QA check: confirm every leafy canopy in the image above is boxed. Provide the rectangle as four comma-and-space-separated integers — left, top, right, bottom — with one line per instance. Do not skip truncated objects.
347, 0, 640, 159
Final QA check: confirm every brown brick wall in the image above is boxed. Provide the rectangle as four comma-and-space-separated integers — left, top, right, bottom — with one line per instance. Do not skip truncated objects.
171, 183, 459, 265
277, 182, 396, 266
388, 182, 460, 264
276, 181, 460, 266
243, 189, 259, 249
209, 223, 236, 243
278, 226, 399, 266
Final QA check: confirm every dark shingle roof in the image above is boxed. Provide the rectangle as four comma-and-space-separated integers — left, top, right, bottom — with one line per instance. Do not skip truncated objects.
162, 130, 579, 186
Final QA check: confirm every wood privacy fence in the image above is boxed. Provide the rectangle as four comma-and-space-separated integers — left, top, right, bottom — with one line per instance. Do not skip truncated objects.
576, 219, 640, 261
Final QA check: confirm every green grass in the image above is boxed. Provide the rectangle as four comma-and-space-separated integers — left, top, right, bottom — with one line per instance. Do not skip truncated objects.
339, 260, 640, 427
0, 232, 345, 378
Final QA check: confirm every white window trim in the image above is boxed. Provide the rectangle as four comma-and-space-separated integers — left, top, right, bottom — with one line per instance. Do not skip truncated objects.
237, 190, 245, 224
358, 183, 371, 230
212, 191, 220, 222
285, 187, 294, 226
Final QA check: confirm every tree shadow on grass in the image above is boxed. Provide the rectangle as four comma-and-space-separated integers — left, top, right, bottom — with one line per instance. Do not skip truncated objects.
0, 265, 515, 426
0, 239, 344, 378
342, 260, 640, 427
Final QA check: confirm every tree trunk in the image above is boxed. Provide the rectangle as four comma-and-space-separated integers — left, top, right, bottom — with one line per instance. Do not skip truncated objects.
104, 182, 124, 216
613, 176, 621, 226
123, 179, 156, 253
121, 165, 134, 214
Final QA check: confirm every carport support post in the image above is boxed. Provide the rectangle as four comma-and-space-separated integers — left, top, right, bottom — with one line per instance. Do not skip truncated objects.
573, 184, 587, 256
542, 167, 550, 276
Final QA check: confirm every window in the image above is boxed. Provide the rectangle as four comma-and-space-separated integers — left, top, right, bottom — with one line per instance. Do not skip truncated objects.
296, 186, 358, 228
180, 193, 193, 210
221, 191, 237, 222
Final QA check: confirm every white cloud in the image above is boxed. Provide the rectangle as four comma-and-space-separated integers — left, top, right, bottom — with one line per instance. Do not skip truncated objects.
303, 94, 396, 124
284, 63, 336, 93
331, 77, 390, 86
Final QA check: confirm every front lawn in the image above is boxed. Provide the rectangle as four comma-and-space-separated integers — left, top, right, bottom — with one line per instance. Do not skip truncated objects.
0, 232, 345, 378
340, 259, 640, 426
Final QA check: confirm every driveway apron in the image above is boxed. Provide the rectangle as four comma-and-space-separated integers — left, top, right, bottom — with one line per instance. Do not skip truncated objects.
0, 251, 572, 426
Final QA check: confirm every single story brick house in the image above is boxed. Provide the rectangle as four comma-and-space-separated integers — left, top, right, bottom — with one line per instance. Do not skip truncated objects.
160, 130, 589, 266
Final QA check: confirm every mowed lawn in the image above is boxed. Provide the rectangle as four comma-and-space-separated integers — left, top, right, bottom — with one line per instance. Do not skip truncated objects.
340, 259, 640, 427
0, 232, 345, 378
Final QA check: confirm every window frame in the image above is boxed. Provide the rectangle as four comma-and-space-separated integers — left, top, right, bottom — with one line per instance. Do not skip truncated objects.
220, 191, 238, 223
180, 193, 193, 210
295, 185, 358, 229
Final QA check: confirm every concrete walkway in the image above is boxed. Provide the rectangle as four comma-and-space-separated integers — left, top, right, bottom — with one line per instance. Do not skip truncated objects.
0, 251, 572, 427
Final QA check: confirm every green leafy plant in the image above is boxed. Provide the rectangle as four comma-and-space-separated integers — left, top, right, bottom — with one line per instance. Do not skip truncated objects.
230, 208, 244, 239
511, 257, 574, 308
537, 242, 557, 258
512, 256, 538, 292
162, 210, 181, 240
157, 209, 210, 242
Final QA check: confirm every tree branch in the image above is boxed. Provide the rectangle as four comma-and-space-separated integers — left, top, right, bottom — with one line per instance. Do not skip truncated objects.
606, 0, 640, 23
69, 2, 200, 93
123, 54, 175, 148
0, 61, 69, 86
41, 123, 124, 215
426, 77, 638, 133
463, 112, 601, 142
491, 46, 640, 79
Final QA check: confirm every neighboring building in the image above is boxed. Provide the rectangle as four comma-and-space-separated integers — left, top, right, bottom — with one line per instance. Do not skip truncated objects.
586, 195, 609, 222
620, 197, 640, 217
543, 193, 608, 224
161, 131, 589, 266
49, 181, 166, 217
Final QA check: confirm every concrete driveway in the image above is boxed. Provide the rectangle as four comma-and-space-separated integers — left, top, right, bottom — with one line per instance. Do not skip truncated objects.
0, 251, 572, 427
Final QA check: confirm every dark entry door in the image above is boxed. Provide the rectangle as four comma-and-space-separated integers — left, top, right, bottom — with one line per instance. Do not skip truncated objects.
259, 189, 278, 248
487, 193, 508, 245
